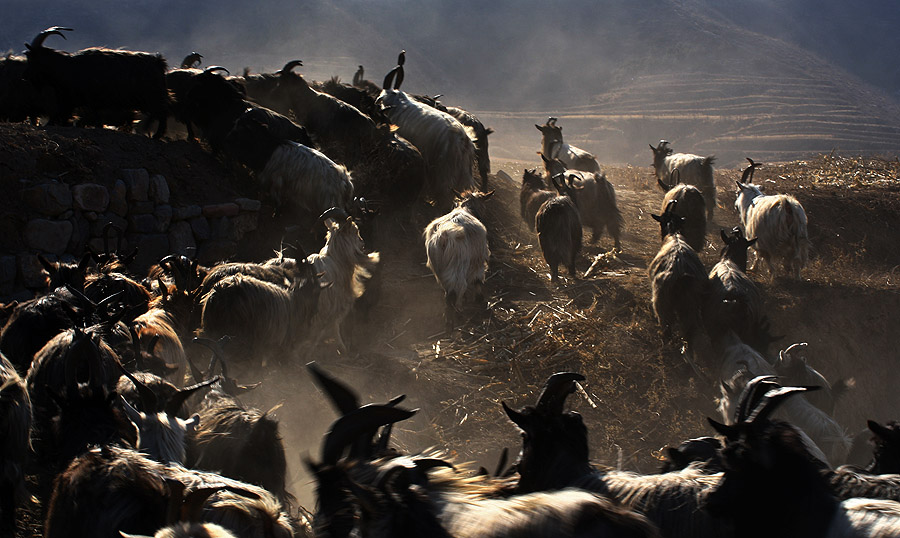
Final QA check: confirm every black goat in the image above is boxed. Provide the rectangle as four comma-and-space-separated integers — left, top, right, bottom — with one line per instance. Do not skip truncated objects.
0, 53, 38, 122
535, 174, 583, 282
503, 372, 729, 538
519, 168, 554, 231
708, 381, 900, 538
23, 27, 169, 137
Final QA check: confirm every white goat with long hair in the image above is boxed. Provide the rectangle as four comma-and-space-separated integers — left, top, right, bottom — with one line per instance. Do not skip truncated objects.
734, 159, 810, 279
650, 140, 716, 221
376, 52, 476, 208
305, 207, 380, 354
424, 190, 493, 323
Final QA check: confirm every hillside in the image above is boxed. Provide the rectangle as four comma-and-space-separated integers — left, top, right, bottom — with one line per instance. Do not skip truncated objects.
3, 1, 900, 166
3, 124, 899, 533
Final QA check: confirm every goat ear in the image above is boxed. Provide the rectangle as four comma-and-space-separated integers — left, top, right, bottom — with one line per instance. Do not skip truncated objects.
721, 229, 730, 244
868, 420, 893, 441
182, 413, 200, 433
501, 401, 529, 430
747, 238, 757, 247
665, 447, 687, 466
480, 190, 495, 200
38, 254, 55, 273
651, 213, 662, 222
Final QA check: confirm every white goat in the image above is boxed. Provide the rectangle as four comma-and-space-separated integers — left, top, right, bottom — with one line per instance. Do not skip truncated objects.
306, 207, 380, 354
536, 117, 602, 174
717, 335, 851, 466
424, 191, 493, 321
224, 116, 353, 218
734, 161, 809, 279
376, 53, 476, 208
650, 140, 716, 221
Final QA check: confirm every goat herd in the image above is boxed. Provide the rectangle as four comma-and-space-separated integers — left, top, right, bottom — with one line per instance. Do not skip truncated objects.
0, 25, 896, 538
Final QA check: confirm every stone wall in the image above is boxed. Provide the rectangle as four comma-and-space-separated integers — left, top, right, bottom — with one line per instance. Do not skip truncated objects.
6, 168, 261, 299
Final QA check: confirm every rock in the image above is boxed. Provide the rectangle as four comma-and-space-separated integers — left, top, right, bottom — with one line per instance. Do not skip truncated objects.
130, 201, 155, 215
198, 239, 237, 264
189, 217, 211, 241
149, 175, 170, 204
173, 205, 201, 221
235, 198, 262, 212
155, 205, 172, 232
230, 213, 259, 241
68, 213, 90, 252
128, 213, 157, 234
18, 253, 48, 289
25, 219, 73, 254
168, 221, 196, 256
72, 183, 109, 212
24, 182, 72, 216
84, 211, 98, 221
109, 180, 128, 217
122, 169, 150, 202
129, 234, 169, 273
202, 203, 240, 219
91, 215, 128, 238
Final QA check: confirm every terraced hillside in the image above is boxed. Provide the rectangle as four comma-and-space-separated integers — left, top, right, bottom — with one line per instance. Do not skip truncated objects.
479, 69, 900, 167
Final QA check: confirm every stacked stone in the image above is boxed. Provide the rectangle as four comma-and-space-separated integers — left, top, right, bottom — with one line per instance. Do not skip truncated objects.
13, 169, 260, 297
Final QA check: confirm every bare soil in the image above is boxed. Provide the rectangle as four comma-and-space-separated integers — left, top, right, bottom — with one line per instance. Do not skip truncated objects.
3, 123, 899, 534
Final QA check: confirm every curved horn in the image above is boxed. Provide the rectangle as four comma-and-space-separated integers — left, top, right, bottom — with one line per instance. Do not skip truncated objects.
734, 375, 779, 423
203, 66, 230, 75
321, 405, 417, 464
279, 60, 303, 74
535, 372, 586, 414
29, 26, 72, 49
747, 386, 814, 425
382, 66, 400, 90
164, 375, 222, 416
394, 65, 404, 90
316, 207, 349, 229
353, 65, 364, 86
117, 359, 160, 413
721, 228, 730, 244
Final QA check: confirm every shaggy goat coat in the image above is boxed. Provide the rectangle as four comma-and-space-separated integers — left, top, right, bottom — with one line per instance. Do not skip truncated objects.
257, 141, 354, 217
735, 183, 810, 278
424, 206, 490, 309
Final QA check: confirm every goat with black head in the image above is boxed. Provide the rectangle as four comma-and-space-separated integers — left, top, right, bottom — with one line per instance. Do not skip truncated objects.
535, 174, 583, 282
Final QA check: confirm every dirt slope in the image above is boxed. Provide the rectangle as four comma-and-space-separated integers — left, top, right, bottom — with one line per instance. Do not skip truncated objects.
3, 124, 899, 531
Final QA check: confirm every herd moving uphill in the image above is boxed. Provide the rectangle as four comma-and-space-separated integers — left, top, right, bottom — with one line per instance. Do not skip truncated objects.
2, 24, 893, 538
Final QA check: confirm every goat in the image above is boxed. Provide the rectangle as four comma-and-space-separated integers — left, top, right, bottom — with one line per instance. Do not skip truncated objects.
649, 141, 716, 221
304, 207, 379, 354
648, 201, 708, 375
704, 228, 774, 355
163, 63, 227, 141
543, 156, 623, 249
0, 352, 31, 535
536, 117, 602, 173
377, 52, 477, 209
424, 190, 493, 322
536, 175, 583, 282
121, 522, 238, 538
314, 74, 387, 124
658, 437, 723, 474
707, 382, 900, 538
44, 444, 300, 538
224, 115, 353, 219
308, 403, 659, 538
0, 53, 38, 122
199, 256, 322, 366
243, 60, 378, 168
773, 342, 853, 416
185, 347, 293, 510
38, 253, 92, 292
734, 159, 810, 279
23, 27, 169, 137
183, 67, 312, 151
718, 367, 851, 466
657, 170, 706, 252
502, 372, 729, 538
519, 168, 555, 231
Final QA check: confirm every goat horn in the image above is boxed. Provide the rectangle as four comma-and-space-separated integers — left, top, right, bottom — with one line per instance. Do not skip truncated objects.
382, 66, 399, 90
735, 375, 780, 423
29, 26, 72, 49
493, 447, 509, 477
307, 361, 361, 415
739, 164, 755, 184
279, 60, 303, 74
316, 207, 349, 229
118, 358, 160, 413
321, 405, 417, 464
535, 372, 586, 414
180, 52, 202, 69
747, 386, 815, 425
783, 342, 808, 356
203, 66, 230, 75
